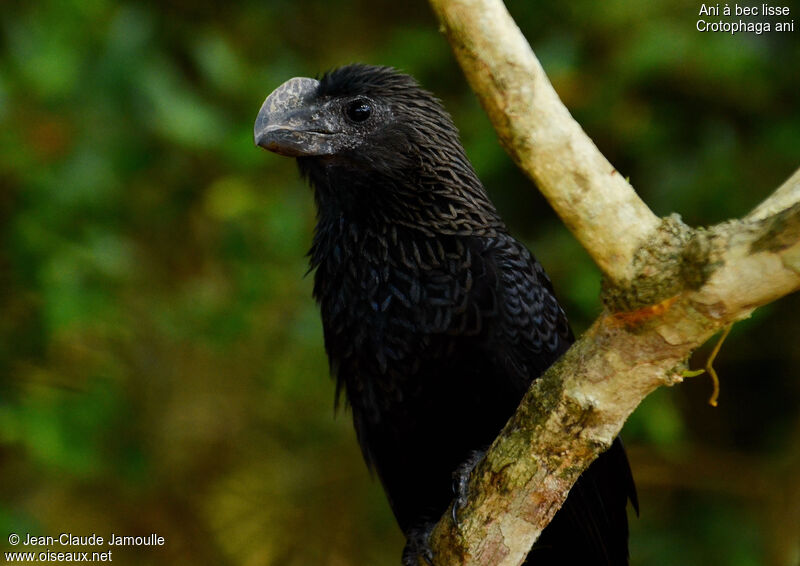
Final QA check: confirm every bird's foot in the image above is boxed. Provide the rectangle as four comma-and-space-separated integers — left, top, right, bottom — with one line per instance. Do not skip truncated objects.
402, 523, 435, 566
451, 448, 487, 528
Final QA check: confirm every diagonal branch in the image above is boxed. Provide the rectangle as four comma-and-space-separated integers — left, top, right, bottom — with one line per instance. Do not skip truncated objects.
425, 0, 800, 565
428, 0, 660, 285
747, 166, 800, 221
427, 205, 800, 566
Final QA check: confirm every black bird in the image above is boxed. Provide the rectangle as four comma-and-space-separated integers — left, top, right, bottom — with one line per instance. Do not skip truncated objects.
254, 64, 636, 565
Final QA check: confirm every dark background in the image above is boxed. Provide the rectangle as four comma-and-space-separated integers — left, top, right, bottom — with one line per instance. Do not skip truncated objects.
1, 1, 798, 565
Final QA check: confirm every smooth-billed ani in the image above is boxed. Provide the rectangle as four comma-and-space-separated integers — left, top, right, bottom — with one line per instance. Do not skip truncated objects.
254, 64, 637, 566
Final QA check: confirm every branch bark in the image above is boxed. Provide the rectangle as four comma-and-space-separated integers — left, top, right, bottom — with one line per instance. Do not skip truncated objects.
425, 0, 800, 564
428, 0, 659, 285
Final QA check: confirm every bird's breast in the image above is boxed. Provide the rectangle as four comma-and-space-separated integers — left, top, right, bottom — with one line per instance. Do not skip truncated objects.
312, 228, 491, 411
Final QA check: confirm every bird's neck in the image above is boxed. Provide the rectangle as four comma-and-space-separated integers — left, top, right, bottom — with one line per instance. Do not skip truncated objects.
299, 157, 505, 246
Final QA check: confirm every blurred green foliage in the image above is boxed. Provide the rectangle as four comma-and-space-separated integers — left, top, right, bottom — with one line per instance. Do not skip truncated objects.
1, 0, 799, 565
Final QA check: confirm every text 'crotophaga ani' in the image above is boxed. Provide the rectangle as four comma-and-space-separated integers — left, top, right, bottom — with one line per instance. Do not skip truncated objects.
255, 64, 637, 566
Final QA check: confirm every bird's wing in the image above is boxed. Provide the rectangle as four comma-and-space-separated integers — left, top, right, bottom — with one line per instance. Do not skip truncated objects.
482, 234, 574, 392
485, 235, 637, 566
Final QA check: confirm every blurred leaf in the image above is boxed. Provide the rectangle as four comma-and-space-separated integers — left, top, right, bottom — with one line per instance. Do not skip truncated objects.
140, 58, 228, 149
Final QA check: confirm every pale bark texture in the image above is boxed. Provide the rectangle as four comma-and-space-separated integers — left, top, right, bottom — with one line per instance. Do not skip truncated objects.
424, 0, 800, 564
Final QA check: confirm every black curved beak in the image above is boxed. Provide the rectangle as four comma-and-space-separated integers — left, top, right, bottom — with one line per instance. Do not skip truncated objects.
254, 77, 337, 157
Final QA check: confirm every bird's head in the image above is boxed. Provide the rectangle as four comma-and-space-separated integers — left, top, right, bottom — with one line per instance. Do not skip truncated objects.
254, 64, 500, 232
254, 65, 450, 161
255, 65, 465, 173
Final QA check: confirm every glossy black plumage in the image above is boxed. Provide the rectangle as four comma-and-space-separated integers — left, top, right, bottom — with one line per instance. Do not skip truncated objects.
255, 64, 636, 565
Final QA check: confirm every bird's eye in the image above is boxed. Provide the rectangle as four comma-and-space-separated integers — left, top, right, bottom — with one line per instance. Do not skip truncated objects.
345, 99, 372, 122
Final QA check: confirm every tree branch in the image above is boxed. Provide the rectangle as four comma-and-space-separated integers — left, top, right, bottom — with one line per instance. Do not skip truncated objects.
425, 0, 800, 564
428, 0, 660, 285
748, 166, 800, 221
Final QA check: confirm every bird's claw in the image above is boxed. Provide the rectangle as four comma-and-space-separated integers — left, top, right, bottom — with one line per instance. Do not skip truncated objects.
451, 476, 467, 526
451, 449, 487, 528
402, 523, 435, 566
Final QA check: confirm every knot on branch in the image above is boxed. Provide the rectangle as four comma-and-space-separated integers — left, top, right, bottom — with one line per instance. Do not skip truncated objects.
602, 214, 695, 312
